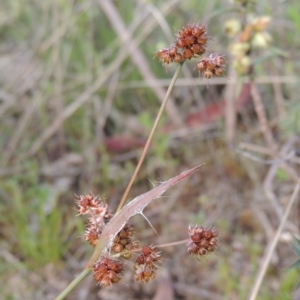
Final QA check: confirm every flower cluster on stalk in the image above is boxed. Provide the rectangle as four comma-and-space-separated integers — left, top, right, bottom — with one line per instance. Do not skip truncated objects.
155, 23, 225, 78
76, 193, 113, 246
112, 224, 139, 259
75, 194, 161, 288
76, 165, 219, 288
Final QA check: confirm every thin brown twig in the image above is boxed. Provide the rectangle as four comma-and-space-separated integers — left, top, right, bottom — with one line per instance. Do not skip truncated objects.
271, 65, 286, 119
110, 239, 189, 258
224, 65, 238, 144
250, 80, 278, 155
239, 142, 300, 165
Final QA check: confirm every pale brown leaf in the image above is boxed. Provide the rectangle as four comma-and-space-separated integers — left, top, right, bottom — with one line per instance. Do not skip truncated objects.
87, 164, 203, 267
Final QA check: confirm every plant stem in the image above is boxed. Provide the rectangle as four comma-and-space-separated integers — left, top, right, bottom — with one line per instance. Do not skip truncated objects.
155, 239, 189, 248
53, 64, 183, 300
108, 240, 189, 259
248, 180, 300, 300
116, 63, 183, 213
54, 268, 90, 300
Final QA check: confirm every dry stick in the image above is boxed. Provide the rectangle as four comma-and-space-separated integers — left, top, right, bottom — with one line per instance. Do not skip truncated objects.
116, 64, 182, 213
224, 65, 238, 144
272, 70, 286, 120
248, 180, 300, 300
250, 80, 278, 155
239, 143, 300, 165
155, 239, 189, 248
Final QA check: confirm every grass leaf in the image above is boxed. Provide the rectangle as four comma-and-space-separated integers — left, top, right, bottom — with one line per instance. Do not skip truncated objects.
87, 164, 204, 267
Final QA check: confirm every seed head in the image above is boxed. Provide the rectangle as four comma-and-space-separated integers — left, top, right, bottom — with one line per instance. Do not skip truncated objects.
133, 264, 157, 283
93, 258, 123, 287
112, 224, 138, 259
76, 193, 101, 215
187, 225, 218, 256
196, 53, 225, 78
133, 246, 161, 283
84, 223, 101, 246
156, 23, 208, 65
76, 193, 113, 246
183, 48, 194, 60
155, 46, 181, 64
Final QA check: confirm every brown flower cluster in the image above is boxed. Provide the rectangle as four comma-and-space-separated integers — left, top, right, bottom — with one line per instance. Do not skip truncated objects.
112, 224, 138, 259
155, 23, 225, 78
76, 194, 161, 288
176, 23, 207, 57
196, 53, 226, 78
134, 246, 161, 283
76, 195, 219, 290
93, 258, 124, 287
76, 193, 113, 246
187, 225, 218, 256
156, 23, 207, 65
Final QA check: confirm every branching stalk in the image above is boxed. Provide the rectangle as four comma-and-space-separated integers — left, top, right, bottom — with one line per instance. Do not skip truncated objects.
54, 64, 183, 299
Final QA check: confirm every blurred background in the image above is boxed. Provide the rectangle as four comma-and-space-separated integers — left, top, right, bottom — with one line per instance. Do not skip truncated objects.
1, 0, 300, 299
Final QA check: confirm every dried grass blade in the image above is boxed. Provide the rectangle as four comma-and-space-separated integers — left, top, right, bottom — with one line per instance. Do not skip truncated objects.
87, 164, 203, 267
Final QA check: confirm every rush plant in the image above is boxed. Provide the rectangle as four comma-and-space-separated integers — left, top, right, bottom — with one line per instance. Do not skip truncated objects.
54, 22, 225, 300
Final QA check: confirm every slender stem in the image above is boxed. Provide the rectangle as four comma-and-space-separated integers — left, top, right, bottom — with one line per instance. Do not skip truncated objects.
140, 239, 190, 252
54, 268, 90, 300
109, 239, 189, 259
250, 80, 278, 155
248, 180, 300, 300
155, 239, 189, 248
116, 64, 183, 213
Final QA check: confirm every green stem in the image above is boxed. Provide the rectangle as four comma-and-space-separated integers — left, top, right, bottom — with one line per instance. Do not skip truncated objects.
116, 63, 183, 213
54, 268, 90, 300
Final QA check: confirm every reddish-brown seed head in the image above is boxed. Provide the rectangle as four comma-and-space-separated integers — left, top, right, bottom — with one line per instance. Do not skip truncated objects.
187, 225, 219, 256
183, 48, 194, 59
